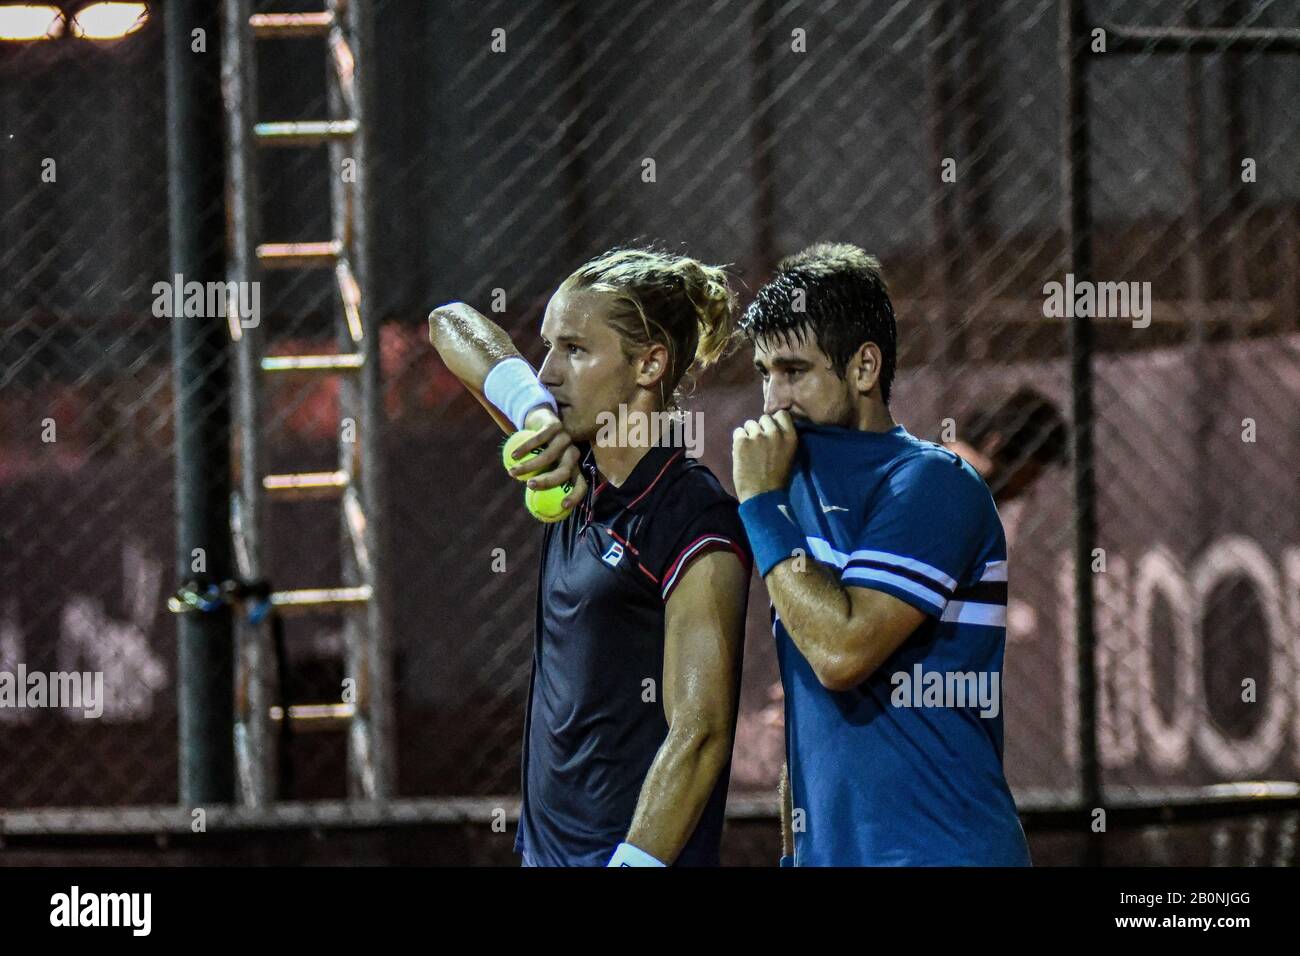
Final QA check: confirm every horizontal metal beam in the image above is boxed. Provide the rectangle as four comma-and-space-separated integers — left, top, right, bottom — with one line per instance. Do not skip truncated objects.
255, 119, 358, 146
0, 799, 521, 837
261, 353, 363, 374
270, 702, 355, 731
270, 585, 372, 613
256, 239, 342, 268
1101, 24, 1300, 54
1, 784, 1296, 840
249, 12, 333, 39
263, 470, 350, 499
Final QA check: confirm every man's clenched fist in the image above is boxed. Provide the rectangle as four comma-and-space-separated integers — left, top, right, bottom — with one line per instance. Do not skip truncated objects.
732, 411, 798, 503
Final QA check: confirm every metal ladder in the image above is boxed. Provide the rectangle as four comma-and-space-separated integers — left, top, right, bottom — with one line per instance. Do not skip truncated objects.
222, 0, 392, 804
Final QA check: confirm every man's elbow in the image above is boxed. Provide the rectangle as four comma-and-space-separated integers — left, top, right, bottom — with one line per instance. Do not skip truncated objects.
427, 304, 458, 345
427, 312, 446, 349
430, 300, 480, 341
812, 650, 876, 693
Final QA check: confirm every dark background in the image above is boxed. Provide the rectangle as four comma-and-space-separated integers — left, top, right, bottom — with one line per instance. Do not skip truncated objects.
0, 0, 1297, 862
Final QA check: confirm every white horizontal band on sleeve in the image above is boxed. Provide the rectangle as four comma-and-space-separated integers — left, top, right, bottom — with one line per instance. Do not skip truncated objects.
847, 549, 957, 591
980, 560, 1008, 582
940, 600, 1008, 627
482, 356, 558, 431
841, 567, 948, 613
806, 536, 849, 568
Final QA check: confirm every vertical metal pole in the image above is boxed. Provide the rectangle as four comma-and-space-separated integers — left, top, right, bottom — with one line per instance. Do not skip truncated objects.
926, 0, 962, 397
223, 0, 274, 806
1059, 0, 1101, 819
559, 0, 591, 267
956, 0, 992, 255
330, 0, 371, 800
326, 0, 355, 798
167, 0, 235, 805
1183, 1, 1208, 307
749, 0, 778, 278
1185, 1, 1216, 569
347, 0, 395, 799
1220, 0, 1250, 301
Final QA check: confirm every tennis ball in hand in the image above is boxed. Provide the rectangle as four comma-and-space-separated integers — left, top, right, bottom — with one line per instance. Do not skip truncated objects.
525, 481, 575, 523
502, 428, 545, 480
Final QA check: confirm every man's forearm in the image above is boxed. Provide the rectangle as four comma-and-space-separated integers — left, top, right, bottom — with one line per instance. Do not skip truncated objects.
738, 489, 861, 684
624, 725, 730, 863
430, 302, 554, 434
766, 559, 859, 686
428, 302, 520, 391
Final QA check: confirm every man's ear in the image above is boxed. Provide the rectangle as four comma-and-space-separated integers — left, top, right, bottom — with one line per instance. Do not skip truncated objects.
853, 342, 883, 395
636, 342, 669, 388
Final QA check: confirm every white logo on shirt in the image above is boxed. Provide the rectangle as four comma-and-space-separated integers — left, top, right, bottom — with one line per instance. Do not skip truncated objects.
819, 500, 849, 513
602, 541, 625, 567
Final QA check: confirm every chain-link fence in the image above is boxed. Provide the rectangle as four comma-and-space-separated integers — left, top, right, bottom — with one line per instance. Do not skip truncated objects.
1, 0, 1297, 862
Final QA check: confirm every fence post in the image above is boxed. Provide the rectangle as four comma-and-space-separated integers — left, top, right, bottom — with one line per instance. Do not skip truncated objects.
1059, 0, 1101, 823
166, 0, 236, 806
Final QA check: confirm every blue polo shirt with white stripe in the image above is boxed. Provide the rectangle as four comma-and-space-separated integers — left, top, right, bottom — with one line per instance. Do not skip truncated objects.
739, 422, 1030, 866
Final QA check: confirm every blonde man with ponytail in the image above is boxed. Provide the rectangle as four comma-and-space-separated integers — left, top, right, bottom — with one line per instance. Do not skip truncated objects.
430, 246, 752, 867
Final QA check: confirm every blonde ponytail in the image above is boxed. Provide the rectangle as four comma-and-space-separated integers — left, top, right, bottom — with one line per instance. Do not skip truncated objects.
559, 247, 739, 408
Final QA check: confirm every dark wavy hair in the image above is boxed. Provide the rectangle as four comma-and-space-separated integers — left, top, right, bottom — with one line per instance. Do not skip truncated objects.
739, 242, 897, 403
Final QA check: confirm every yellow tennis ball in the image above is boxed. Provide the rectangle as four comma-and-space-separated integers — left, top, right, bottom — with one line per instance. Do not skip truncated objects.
502, 428, 545, 481
525, 482, 575, 523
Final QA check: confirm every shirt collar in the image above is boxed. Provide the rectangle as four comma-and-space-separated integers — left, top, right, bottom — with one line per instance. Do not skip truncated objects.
582, 419, 690, 509
794, 421, 909, 440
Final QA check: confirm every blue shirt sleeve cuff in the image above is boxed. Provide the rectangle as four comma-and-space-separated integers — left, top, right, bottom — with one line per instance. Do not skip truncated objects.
738, 490, 806, 577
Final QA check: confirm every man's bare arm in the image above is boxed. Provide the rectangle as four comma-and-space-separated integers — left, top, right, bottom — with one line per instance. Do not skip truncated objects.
765, 558, 925, 692
731, 410, 921, 689
428, 301, 527, 436
428, 301, 584, 503
623, 551, 748, 862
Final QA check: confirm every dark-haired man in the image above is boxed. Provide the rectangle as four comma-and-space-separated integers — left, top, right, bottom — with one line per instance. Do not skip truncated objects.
731, 243, 1030, 866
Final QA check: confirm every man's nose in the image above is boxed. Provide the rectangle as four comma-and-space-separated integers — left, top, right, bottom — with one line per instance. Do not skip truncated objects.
763, 383, 790, 417
537, 351, 559, 388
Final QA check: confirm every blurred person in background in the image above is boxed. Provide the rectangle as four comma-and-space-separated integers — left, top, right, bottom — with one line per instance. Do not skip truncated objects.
944, 387, 1069, 506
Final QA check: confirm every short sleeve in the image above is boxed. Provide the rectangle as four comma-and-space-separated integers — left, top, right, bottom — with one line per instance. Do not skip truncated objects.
841, 452, 993, 618
653, 500, 752, 604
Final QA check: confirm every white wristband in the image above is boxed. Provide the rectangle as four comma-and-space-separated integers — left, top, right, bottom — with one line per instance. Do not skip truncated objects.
607, 842, 666, 867
483, 356, 557, 431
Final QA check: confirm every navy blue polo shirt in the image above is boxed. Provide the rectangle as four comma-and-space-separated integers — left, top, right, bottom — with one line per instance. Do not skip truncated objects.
515, 430, 751, 866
